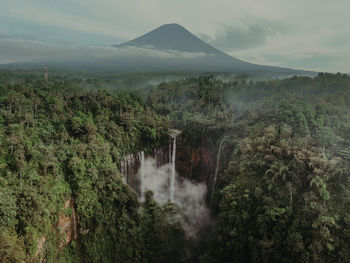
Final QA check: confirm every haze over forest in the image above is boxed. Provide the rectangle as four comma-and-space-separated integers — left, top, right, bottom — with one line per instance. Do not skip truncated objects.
0, 1, 350, 263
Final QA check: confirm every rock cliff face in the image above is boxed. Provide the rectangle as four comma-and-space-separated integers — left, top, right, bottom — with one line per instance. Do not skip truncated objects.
32, 198, 78, 263
118, 133, 220, 203
175, 135, 224, 204
32, 134, 220, 262
118, 147, 172, 196
176, 143, 216, 183
119, 152, 145, 195
57, 199, 78, 248
32, 237, 46, 263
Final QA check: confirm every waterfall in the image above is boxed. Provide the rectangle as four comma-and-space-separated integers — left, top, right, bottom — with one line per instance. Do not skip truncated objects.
212, 139, 224, 191
139, 151, 145, 200
206, 139, 224, 203
169, 129, 181, 201
119, 130, 180, 201
119, 130, 209, 237
119, 152, 144, 196
120, 154, 130, 183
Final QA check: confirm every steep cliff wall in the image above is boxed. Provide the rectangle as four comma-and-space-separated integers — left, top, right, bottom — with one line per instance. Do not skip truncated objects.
32, 198, 78, 263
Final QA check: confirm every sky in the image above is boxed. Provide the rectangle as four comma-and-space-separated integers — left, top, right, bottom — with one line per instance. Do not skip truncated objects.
0, 0, 349, 72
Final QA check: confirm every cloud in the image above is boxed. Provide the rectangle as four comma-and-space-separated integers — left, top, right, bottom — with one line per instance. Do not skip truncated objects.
0, 34, 40, 42
199, 18, 289, 51
138, 156, 209, 237
0, 38, 207, 64
0, 0, 350, 72
114, 46, 208, 60
0, 1, 133, 41
230, 34, 350, 72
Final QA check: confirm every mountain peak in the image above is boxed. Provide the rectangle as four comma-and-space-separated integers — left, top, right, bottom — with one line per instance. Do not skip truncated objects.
114, 23, 223, 54
159, 23, 184, 28
156, 23, 188, 32
107, 23, 305, 74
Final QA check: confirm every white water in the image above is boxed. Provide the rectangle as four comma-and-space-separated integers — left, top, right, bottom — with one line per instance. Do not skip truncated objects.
142, 130, 209, 236
169, 130, 180, 202
139, 151, 145, 201
120, 153, 134, 184
139, 156, 208, 236
119, 129, 181, 201
212, 139, 224, 192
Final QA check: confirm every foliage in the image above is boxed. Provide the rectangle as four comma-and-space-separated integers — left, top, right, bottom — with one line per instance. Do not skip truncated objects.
1, 70, 350, 262
147, 73, 350, 262
0, 77, 182, 262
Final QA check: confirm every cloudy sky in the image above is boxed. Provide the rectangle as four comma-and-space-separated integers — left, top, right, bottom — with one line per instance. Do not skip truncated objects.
0, 0, 349, 72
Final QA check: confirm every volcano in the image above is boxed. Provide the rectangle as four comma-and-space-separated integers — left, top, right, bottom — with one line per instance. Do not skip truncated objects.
114, 23, 224, 54
110, 23, 307, 74
1, 23, 312, 75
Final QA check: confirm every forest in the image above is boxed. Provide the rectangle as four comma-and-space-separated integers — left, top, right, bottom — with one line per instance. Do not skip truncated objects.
0, 70, 349, 262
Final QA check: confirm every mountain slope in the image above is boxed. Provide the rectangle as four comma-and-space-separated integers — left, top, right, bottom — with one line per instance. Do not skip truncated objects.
1, 23, 313, 75
114, 23, 224, 54
112, 23, 308, 74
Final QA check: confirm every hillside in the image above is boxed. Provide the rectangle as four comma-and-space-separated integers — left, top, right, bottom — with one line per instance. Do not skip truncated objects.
0, 72, 349, 262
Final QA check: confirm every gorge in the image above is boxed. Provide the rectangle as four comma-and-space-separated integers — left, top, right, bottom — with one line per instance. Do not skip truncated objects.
0, 72, 350, 262
118, 129, 214, 236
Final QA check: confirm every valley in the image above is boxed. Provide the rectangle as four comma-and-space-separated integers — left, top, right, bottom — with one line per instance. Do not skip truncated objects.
1, 0, 350, 262
0, 71, 349, 262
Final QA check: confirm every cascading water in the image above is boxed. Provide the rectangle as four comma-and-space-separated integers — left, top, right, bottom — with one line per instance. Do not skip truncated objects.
206, 139, 224, 203
139, 151, 145, 200
120, 130, 209, 237
119, 152, 144, 195
212, 139, 224, 191
169, 129, 180, 202
119, 130, 180, 201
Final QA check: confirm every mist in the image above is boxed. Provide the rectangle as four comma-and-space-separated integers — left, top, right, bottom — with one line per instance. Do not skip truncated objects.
139, 156, 209, 237
0, 38, 208, 65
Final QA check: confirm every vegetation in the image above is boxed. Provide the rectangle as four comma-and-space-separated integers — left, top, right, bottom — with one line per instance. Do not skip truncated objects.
0, 76, 187, 262
147, 73, 350, 262
0, 70, 349, 262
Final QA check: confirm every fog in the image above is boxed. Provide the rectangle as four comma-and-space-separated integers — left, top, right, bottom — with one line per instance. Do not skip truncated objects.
0, 38, 208, 65
139, 156, 209, 237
